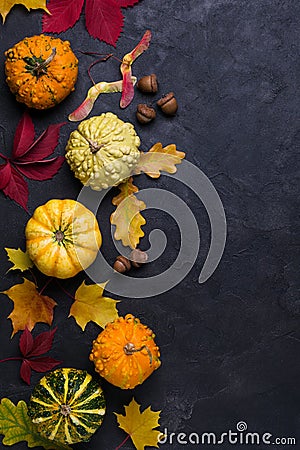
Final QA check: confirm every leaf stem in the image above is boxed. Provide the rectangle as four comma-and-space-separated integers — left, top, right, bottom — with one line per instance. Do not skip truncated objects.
28, 268, 38, 288
115, 434, 130, 450
39, 277, 53, 295
55, 280, 76, 301
0, 152, 8, 161
0, 356, 22, 363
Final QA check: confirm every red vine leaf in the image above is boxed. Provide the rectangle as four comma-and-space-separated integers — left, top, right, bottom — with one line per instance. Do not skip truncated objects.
20, 360, 32, 385
19, 327, 34, 356
16, 122, 66, 162
0, 113, 65, 210
26, 357, 62, 373
12, 111, 35, 160
16, 157, 65, 181
42, 0, 141, 46
26, 328, 58, 357
85, 0, 124, 47
0, 163, 12, 190
0, 327, 61, 385
2, 165, 29, 211
42, 0, 84, 33
117, 0, 140, 7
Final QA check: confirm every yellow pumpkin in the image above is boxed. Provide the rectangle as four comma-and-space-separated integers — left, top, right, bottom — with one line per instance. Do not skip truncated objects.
90, 314, 161, 389
5, 34, 78, 109
25, 199, 101, 279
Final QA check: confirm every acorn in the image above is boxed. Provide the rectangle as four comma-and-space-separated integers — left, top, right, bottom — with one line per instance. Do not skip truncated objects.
136, 104, 156, 124
130, 249, 148, 268
137, 74, 158, 93
157, 92, 178, 115
113, 255, 131, 273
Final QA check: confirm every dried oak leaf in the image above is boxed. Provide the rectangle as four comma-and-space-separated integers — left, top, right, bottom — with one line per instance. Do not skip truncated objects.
69, 281, 119, 331
110, 177, 146, 249
0, 0, 49, 22
2, 278, 57, 336
5, 247, 33, 272
133, 143, 185, 178
0, 398, 71, 449
0, 111, 65, 211
115, 398, 161, 450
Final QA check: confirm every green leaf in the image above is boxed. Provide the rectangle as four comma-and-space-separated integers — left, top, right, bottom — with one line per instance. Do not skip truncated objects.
5, 248, 33, 272
0, 398, 72, 449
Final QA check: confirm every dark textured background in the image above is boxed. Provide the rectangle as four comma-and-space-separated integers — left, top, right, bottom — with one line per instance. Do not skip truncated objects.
0, 0, 300, 449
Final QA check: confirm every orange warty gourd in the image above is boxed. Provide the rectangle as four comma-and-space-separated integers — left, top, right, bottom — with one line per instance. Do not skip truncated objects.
5, 34, 78, 109
25, 199, 102, 279
90, 314, 161, 389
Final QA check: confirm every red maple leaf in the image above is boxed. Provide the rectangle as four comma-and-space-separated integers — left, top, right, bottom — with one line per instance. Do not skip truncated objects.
0, 327, 62, 385
0, 112, 65, 211
42, 0, 141, 47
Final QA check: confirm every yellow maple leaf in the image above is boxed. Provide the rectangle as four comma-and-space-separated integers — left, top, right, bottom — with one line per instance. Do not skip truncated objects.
110, 177, 146, 249
5, 247, 33, 272
133, 142, 185, 178
2, 278, 57, 336
0, 0, 49, 23
115, 398, 161, 450
69, 280, 119, 331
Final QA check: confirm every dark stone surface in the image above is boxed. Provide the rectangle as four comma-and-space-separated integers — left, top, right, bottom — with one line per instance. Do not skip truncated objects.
0, 1, 299, 449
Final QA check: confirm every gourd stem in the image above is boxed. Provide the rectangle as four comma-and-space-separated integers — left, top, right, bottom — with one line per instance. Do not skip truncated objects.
60, 404, 72, 416
34, 47, 56, 76
123, 343, 153, 365
55, 230, 65, 242
85, 137, 104, 154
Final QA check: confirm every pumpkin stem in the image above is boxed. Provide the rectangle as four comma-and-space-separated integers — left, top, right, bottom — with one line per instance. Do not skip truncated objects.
123, 342, 153, 365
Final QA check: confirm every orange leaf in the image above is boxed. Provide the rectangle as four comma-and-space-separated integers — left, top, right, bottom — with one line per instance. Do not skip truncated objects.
133, 142, 185, 178
110, 177, 146, 249
2, 278, 56, 337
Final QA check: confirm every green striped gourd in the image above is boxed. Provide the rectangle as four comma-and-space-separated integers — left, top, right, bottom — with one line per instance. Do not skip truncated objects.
28, 368, 106, 445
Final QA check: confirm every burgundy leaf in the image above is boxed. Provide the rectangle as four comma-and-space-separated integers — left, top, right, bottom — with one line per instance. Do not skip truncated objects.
0, 162, 12, 190
28, 327, 58, 357
20, 360, 32, 385
15, 123, 66, 163
42, 0, 85, 33
2, 166, 28, 211
19, 327, 34, 357
85, 0, 124, 47
27, 357, 62, 373
12, 112, 35, 160
117, 0, 140, 6
15, 157, 65, 181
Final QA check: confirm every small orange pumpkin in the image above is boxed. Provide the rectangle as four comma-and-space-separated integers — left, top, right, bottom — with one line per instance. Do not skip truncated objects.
5, 34, 78, 109
90, 314, 161, 389
25, 199, 102, 279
